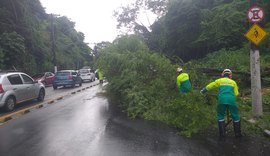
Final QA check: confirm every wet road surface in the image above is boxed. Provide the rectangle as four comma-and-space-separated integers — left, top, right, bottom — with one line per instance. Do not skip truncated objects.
0, 81, 99, 116
0, 84, 269, 156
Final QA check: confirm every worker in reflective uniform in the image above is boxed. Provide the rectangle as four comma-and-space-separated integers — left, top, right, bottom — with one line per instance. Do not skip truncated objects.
98, 69, 104, 84
200, 69, 242, 138
176, 68, 191, 94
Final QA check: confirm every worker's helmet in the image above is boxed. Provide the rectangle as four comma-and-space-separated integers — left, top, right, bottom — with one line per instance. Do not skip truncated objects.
177, 68, 183, 73
221, 69, 232, 78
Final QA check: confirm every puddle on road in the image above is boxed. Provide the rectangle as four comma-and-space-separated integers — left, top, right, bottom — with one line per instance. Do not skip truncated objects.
191, 128, 270, 156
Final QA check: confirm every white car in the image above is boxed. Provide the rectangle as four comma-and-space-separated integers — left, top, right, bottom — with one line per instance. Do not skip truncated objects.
0, 71, 45, 111
78, 69, 95, 82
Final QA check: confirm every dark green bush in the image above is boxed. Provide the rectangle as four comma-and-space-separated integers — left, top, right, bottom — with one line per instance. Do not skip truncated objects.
95, 35, 217, 137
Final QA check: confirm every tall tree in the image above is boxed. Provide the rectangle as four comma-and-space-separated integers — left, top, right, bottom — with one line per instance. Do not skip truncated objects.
196, 0, 248, 52
114, 0, 167, 34
0, 32, 26, 69
0, 0, 93, 73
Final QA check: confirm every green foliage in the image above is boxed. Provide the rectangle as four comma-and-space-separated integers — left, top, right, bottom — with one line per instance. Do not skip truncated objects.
0, 31, 26, 70
198, 1, 248, 50
238, 92, 270, 131
144, 92, 216, 137
259, 24, 270, 68
113, 35, 149, 53
0, 48, 4, 69
191, 45, 250, 72
96, 35, 217, 136
161, 0, 204, 60
0, 0, 93, 74
263, 92, 270, 112
113, 0, 167, 32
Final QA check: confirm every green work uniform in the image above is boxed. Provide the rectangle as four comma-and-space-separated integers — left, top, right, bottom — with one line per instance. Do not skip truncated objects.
98, 70, 103, 81
176, 73, 191, 93
205, 77, 240, 122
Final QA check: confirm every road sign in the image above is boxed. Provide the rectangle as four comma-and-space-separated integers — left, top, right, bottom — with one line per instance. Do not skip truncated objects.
247, 6, 264, 23
245, 23, 267, 45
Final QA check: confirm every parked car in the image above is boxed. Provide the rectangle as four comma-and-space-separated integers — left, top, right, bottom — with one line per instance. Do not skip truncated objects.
32, 72, 55, 86
0, 71, 45, 111
78, 68, 95, 82
53, 70, 82, 89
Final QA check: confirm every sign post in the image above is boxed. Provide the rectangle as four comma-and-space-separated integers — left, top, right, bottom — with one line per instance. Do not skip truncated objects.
246, 1, 264, 117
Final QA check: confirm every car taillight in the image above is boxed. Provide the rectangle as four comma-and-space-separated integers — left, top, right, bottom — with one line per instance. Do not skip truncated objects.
0, 84, 4, 93
68, 75, 73, 80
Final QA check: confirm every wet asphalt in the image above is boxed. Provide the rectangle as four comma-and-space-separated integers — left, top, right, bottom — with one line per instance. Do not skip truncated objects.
0, 84, 269, 156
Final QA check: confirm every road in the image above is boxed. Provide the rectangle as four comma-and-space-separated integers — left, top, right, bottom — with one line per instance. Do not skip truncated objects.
0, 80, 99, 116
0, 83, 269, 156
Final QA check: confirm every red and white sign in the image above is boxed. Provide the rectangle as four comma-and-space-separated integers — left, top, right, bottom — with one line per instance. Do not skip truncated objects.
247, 6, 264, 23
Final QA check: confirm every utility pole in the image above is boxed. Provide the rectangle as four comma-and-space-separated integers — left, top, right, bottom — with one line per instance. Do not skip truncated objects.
249, 0, 263, 117
51, 14, 57, 73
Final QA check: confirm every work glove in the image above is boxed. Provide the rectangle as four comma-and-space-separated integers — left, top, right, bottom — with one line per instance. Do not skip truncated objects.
200, 87, 207, 94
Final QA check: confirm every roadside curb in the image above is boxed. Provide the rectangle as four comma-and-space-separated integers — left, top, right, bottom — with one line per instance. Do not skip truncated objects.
0, 83, 100, 125
242, 117, 270, 137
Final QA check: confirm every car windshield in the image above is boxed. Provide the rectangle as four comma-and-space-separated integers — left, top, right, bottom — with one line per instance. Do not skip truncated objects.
56, 72, 70, 76
32, 74, 44, 79
79, 69, 90, 73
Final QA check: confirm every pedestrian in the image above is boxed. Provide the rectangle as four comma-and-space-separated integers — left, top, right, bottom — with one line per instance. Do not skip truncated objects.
98, 69, 104, 84
176, 67, 191, 94
200, 69, 242, 138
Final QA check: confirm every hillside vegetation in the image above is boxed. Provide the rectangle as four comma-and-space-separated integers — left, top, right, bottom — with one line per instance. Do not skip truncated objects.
96, 0, 270, 136
0, 0, 93, 74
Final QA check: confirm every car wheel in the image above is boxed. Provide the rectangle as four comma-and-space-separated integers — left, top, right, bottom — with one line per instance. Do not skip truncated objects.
37, 88, 45, 101
71, 83, 75, 88
53, 85, 57, 90
4, 96, 16, 112
79, 82, 82, 86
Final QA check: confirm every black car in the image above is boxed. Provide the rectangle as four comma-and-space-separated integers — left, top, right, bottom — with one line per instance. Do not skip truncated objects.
52, 70, 82, 89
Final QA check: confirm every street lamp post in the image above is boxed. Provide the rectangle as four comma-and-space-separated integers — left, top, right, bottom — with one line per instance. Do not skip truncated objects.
51, 13, 57, 73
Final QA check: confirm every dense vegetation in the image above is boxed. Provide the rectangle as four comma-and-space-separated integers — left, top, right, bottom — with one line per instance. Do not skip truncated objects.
96, 35, 216, 136
114, 0, 270, 61
0, 0, 93, 75
96, 0, 270, 136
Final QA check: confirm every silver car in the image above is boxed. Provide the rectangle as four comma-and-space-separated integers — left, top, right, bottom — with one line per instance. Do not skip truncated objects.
0, 71, 45, 111
78, 68, 95, 82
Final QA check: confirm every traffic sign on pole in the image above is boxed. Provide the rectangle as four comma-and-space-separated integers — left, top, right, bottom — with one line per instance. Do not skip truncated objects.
248, 1, 263, 117
244, 23, 267, 45
247, 6, 264, 23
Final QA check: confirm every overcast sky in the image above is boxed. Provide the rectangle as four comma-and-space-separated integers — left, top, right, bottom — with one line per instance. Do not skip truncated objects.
39, 0, 134, 47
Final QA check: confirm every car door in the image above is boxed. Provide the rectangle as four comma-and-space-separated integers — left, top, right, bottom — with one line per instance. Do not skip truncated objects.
21, 74, 37, 100
7, 74, 25, 102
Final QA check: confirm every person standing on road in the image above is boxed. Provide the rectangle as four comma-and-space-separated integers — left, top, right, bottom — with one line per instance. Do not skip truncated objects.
200, 69, 242, 138
176, 67, 191, 94
98, 69, 104, 84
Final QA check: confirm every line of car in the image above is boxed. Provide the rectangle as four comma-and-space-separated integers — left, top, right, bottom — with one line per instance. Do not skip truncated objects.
0, 69, 96, 112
